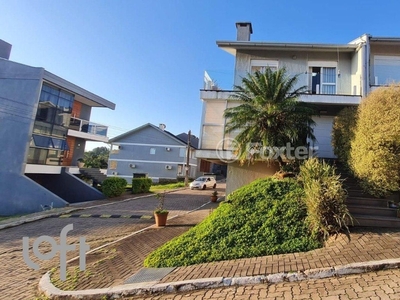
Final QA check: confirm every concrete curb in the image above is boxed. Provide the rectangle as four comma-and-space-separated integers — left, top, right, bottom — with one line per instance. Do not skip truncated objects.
38, 258, 400, 299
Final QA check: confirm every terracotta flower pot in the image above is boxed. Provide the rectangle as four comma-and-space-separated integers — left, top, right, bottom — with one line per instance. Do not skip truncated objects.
154, 212, 169, 226
211, 196, 218, 202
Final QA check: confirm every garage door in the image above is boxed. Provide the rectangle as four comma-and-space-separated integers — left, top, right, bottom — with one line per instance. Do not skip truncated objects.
309, 116, 336, 159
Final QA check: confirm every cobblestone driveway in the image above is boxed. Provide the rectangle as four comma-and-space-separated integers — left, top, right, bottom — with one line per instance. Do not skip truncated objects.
0, 188, 211, 299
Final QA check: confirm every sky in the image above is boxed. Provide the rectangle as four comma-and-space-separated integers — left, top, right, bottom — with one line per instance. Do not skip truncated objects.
1, 0, 400, 150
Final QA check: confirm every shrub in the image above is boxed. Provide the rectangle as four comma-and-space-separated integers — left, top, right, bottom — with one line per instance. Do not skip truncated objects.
132, 178, 152, 194
331, 106, 358, 169
144, 178, 321, 268
298, 158, 351, 239
101, 177, 127, 197
350, 86, 400, 197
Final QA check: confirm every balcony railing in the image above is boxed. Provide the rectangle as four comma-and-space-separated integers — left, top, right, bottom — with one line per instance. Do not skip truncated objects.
69, 117, 108, 137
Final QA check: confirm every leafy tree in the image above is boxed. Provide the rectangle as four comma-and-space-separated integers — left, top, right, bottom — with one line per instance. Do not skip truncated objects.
331, 106, 358, 169
224, 67, 316, 167
83, 146, 109, 169
350, 86, 400, 197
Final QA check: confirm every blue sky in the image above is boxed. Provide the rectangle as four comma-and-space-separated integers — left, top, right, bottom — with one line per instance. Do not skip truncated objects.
1, 0, 399, 150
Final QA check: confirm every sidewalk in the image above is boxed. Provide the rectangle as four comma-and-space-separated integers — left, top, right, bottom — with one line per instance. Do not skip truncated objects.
38, 196, 400, 299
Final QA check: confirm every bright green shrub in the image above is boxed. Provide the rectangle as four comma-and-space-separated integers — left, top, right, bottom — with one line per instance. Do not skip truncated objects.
298, 158, 351, 239
331, 106, 358, 169
144, 178, 321, 268
101, 177, 127, 197
350, 86, 400, 197
132, 178, 152, 194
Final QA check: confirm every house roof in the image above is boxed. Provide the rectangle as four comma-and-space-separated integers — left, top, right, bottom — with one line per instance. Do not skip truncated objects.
109, 123, 197, 148
43, 71, 115, 109
217, 41, 359, 55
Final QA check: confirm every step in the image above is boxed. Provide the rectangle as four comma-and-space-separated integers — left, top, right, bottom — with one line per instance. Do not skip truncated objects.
350, 214, 400, 228
347, 205, 397, 218
346, 197, 390, 207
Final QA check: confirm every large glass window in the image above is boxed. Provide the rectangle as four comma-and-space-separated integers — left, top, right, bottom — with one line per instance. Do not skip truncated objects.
29, 83, 74, 165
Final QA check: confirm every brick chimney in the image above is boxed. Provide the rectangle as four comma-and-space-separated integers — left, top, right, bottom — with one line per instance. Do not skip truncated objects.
236, 22, 253, 41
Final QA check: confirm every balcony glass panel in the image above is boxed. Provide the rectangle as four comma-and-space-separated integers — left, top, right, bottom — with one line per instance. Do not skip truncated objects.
69, 117, 108, 137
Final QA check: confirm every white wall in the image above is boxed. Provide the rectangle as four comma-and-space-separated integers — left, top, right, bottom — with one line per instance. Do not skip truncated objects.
226, 161, 279, 194
310, 116, 336, 159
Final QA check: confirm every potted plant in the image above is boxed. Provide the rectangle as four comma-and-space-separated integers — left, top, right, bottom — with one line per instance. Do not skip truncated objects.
211, 190, 218, 202
154, 191, 169, 226
77, 158, 85, 168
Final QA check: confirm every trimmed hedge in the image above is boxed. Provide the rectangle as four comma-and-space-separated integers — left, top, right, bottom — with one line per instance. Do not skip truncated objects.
350, 86, 400, 197
331, 106, 358, 169
101, 177, 127, 197
144, 178, 321, 268
132, 178, 152, 194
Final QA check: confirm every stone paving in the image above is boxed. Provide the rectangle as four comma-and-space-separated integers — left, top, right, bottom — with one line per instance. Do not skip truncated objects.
124, 268, 400, 299
0, 188, 211, 300
2, 183, 400, 300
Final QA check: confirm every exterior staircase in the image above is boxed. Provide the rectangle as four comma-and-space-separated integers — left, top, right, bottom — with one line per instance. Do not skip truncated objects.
332, 161, 400, 228
79, 168, 107, 186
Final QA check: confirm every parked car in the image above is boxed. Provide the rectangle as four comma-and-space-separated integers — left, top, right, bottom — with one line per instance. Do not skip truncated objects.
190, 176, 217, 190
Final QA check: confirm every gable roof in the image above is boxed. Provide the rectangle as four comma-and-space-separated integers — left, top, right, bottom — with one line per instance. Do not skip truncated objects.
109, 123, 196, 148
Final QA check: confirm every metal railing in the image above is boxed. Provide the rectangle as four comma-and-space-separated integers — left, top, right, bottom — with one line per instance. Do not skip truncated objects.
69, 117, 108, 137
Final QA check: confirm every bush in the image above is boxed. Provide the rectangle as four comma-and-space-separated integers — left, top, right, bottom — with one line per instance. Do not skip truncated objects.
331, 106, 358, 169
132, 178, 152, 194
144, 178, 321, 268
298, 158, 351, 239
101, 177, 127, 197
350, 86, 400, 197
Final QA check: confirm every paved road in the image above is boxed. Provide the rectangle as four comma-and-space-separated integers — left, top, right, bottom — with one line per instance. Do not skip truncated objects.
0, 188, 212, 300
126, 268, 400, 299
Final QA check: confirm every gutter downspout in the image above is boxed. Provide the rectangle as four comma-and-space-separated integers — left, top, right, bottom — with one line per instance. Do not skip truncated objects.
364, 35, 371, 97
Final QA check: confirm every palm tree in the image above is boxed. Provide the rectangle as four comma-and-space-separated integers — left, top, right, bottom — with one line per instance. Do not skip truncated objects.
224, 67, 316, 167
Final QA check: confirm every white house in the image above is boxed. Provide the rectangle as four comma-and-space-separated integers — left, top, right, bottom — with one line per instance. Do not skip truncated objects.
196, 22, 400, 193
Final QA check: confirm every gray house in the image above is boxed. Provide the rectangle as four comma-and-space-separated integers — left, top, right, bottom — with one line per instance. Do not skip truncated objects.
108, 123, 198, 182
0, 39, 115, 216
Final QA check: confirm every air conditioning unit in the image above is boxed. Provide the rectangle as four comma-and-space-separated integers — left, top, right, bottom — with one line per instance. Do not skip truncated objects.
165, 165, 172, 170
166, 147, 171, 152
112, 171, 118, 175
129, 163, 136, 168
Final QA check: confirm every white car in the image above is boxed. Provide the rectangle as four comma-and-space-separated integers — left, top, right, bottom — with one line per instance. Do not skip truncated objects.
190, 176, 217, 190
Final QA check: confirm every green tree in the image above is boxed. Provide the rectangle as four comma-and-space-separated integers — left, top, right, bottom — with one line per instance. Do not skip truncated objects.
83, 146, 110, 169
224, 67, 316, 166
350, 86, 400, 197
331, 106, 358, 169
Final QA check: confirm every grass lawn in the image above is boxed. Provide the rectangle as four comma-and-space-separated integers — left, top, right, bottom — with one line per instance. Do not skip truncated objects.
126, 182, 187, 192
150, 182, 186, 192
144, 178, 322, 268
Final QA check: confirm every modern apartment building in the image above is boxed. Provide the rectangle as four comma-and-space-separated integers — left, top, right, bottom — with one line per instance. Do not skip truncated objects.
196, 23, 400, 193
0, 39, 115, 216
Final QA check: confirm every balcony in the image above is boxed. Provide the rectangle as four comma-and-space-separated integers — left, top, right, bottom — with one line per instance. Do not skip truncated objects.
299, 93, 361, 105
68, 117, 109, 142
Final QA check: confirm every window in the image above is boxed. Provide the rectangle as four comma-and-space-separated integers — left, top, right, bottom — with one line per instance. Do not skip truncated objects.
374, 55, 400, 85
150, 148, 156, 155
109, 160, 117, 170
179, 148, 186, 157
308, 62, 337, 95
250, 60, 278, 73
31, 83, 74, 165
